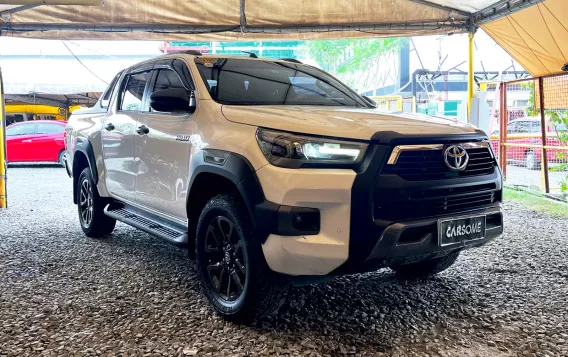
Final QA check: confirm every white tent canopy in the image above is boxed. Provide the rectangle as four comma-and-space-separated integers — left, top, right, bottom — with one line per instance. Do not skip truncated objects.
0, 0, 540, 41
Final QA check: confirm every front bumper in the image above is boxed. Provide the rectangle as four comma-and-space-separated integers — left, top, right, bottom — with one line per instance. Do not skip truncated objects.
335, 205, 503, 274
255, 134, 504, 277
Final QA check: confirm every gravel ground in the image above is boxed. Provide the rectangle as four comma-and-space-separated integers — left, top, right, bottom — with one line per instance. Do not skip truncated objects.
1, 166, 567, 357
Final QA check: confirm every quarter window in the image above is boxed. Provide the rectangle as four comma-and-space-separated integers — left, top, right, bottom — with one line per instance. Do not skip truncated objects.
101, 71, 123, 108
120, 71, 152, 112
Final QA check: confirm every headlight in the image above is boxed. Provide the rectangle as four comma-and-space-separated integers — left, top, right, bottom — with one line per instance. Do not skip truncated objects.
256, 128, 368, 168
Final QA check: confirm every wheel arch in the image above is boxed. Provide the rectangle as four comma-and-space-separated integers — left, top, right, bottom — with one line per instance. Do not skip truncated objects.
185, 151, 275, 255
72, 138, 98, 204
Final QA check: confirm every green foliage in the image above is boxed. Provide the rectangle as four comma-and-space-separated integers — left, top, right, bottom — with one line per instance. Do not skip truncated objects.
304, 38, 407, 75
547, 110, 568, 191
522, 81, 537, 116
504, 188, 568, 216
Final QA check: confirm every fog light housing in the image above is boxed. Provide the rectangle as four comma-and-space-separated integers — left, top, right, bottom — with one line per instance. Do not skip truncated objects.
277, 206, 320, 235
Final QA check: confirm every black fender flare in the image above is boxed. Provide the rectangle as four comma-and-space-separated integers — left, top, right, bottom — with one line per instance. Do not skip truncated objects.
72, 137, 99, 204
186, 151, 279, 243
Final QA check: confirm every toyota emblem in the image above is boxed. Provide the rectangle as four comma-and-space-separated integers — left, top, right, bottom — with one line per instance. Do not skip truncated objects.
444, 145, 469, 171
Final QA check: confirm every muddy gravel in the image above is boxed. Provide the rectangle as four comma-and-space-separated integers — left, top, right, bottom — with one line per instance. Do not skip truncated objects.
0, 166, 567, 357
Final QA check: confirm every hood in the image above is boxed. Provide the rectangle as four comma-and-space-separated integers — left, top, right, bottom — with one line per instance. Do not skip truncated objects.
221, 105, 481, 141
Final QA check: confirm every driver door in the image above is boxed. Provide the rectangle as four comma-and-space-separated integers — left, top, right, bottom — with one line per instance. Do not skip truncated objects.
135, 59, 196, 221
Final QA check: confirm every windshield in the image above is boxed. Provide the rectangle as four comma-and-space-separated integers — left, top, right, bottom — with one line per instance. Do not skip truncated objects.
194, 58, 368, 107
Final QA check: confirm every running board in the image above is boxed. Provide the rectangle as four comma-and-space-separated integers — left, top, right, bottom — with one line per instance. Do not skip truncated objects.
104, 204, 188, 246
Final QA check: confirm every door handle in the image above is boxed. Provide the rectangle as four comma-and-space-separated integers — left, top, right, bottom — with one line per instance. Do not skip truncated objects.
136, 125, 150, 135
105, 123, 115, 131
22, 139, 32, 143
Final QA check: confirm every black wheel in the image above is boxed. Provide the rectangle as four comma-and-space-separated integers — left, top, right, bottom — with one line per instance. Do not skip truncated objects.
77, 168, 116, 237
525, 150, 540, 170
196, 194, 288, 323
58, 150, 67, 167
390, 251, 461, 279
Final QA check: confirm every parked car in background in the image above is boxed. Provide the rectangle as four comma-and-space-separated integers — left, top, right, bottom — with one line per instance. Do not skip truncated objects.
490, 117, 567, 170
6, 120, 67, 166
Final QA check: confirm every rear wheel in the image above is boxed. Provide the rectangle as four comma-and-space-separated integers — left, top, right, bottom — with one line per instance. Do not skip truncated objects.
58, 150, 67, 167
196, 194, 288, 324
77, 168, 116, 237
390, 251, 461, 279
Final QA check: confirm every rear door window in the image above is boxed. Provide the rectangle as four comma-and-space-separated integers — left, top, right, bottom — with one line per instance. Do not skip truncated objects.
119, 71, 152, 112
37, 123, 65, 134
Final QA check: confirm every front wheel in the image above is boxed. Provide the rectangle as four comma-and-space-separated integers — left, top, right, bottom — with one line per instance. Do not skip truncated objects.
195, 194, 288, 324
77, 168, 116, 237
390, 251, 461, 279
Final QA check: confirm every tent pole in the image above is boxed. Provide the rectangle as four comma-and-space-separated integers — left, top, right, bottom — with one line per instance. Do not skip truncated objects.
0, 66, 7, 209
467, 32, 475, 122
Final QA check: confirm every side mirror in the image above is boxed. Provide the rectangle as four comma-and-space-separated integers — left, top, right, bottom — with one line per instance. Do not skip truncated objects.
150, 88, 196, 113
362, 95, 377, 108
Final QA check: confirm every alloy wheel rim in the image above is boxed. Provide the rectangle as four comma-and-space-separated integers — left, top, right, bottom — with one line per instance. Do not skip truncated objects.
79, 179, 94, 227
204, 216, 246, 302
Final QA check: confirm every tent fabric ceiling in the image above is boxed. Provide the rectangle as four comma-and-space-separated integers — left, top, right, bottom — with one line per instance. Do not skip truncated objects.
482, 0, 568, 77
1, 0, 561, 76
0, 0, 520, 41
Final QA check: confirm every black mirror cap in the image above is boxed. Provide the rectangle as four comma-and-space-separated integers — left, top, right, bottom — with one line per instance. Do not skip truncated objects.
362, 95, 378, 108
150, 88, 196, 113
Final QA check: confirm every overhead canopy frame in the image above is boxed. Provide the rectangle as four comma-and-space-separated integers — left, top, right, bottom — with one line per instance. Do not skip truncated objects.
0, 0, 542, 41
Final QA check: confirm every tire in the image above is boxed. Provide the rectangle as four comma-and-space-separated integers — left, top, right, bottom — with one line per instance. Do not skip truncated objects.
525, 150, 540, 171
390, 251, 461, 279
77, 167, 116, 237
58, 150, 67, 167
195, 194, 288, 324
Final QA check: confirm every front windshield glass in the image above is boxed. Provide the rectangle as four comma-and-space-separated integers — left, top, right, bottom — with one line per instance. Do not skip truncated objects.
194, 57, 368, 107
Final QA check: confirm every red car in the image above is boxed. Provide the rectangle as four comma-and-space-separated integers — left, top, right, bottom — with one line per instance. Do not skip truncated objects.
490, 117, 567, 170
5, 120, 67, 166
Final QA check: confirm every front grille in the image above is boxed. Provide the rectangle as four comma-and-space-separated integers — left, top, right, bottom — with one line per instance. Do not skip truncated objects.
374, 185, 501, 221
383, 145, 495, 180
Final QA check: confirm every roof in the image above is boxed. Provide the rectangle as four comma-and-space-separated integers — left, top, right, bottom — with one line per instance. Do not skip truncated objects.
0, 0, 540, 41
2, 0, 564, 77
482, 0, 568, 77
8, 119, 67, 124
5, 92, 101, 107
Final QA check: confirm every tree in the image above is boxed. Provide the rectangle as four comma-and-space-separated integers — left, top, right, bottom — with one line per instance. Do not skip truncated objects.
304, 38, 407, 92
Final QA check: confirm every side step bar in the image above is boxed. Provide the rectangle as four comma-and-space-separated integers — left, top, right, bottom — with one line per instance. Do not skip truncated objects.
104, 204, 188, 246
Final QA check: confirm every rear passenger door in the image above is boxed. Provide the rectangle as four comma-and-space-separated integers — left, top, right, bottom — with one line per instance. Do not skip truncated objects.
135, 59, 196, 221
102, 64, 153, 202
34, 122, 66, 162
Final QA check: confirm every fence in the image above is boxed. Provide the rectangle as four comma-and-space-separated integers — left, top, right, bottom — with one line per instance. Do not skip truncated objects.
369, 95, 416, 113
496, 74, 568, 195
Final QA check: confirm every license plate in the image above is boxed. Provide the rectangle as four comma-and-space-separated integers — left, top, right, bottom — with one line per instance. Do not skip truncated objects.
438, 215, 486, 246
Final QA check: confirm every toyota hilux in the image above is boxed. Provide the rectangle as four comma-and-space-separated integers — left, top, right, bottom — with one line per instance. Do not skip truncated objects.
65, 52, 503, 323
